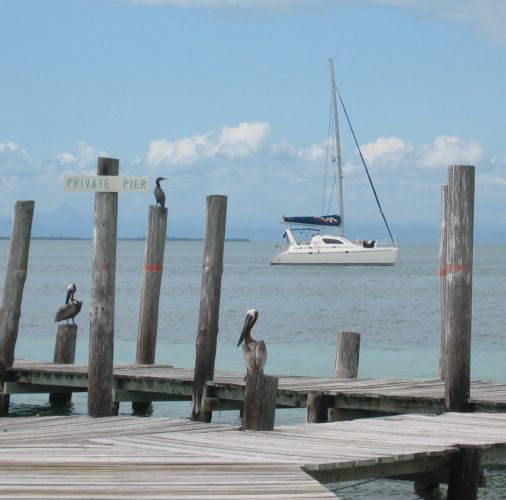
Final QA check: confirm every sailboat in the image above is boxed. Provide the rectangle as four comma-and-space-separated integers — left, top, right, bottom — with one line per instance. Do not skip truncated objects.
271, 59, 398, 266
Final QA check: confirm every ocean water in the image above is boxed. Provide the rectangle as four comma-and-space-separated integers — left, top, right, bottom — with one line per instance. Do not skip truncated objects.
0, 239, 505, 498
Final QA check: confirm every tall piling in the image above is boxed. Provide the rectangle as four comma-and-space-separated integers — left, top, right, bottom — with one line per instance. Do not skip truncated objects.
0, 200, 35, 416
191, 195, 227, 422
49, 324, 78, 405
439, 184, 448, 380
133, 204, 168, 413
88, 157, 119, 417
444, 165, 475, 412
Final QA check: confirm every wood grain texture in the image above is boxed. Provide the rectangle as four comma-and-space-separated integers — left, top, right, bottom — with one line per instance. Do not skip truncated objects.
1, 412, 506, 497
192, 195, 227, 422
49, 324, 77, 404
0, 200, 34, 416
242, 374, 278, 431
444, 166, 475, 412
136, 205, 168, 366
88, 157, 119, 417
439, 184, 448, 380
334, 331, 360, 378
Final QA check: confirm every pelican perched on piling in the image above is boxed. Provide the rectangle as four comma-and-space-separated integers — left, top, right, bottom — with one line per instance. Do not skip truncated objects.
154, 177, 167, 208
237, 309, 267, 376
54, 283, 82, 325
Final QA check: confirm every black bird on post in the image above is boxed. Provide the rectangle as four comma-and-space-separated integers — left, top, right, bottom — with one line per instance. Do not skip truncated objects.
54, 283, 82, 325
237, 309, 267, 375
154, 177, 167, 208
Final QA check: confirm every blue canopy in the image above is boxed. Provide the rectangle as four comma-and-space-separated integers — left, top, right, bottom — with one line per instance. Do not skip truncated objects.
282, 214, 341, 227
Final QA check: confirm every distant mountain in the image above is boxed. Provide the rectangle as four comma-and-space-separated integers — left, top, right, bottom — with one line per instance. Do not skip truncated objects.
1, 203, 504, 243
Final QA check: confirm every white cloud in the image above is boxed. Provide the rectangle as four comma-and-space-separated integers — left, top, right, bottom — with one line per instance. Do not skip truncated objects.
146, 121, 270, 168
126, 0, 506, 44
417, 136, 484, 169
57, 141, 104, 169
361, 136, 411, 165
370, 0, 506, 45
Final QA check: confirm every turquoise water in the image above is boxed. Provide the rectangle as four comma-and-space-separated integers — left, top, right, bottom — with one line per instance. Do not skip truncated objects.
1, 240, 505, 498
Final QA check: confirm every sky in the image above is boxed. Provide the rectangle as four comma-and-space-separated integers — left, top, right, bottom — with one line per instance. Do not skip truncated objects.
1, 0, 505, 241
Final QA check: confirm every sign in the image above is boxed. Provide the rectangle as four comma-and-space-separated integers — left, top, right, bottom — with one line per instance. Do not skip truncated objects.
64, 175, 151, 193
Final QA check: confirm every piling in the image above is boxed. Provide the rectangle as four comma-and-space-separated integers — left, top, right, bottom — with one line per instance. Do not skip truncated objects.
447, 447, 481, 500
306, 392, 329, 423
0, 200, 35, 416
326, 331, 361, 422
133, 205, 168, 413
191, 195, 227, 422
335, 331, 360, 378
439, 184, 448, 380
49, 324, 77, 405
88, 157, 119, 417
444, 165, 474, 412
242, 374, 278, 431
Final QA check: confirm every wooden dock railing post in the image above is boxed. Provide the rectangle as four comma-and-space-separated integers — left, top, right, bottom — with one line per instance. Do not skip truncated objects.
444, 165, 475, 412
0, 200, 35, 416
439, 184, 448, 380
191, 195, 227, 422
88, 157, 119, 418
133, 204, 168, 413
323, 331, 361, 423
242, 374, 278, 431
49, 324, 77, 405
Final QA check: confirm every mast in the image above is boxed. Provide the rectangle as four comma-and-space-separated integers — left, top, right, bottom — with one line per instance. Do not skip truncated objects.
329, 57, 344, 237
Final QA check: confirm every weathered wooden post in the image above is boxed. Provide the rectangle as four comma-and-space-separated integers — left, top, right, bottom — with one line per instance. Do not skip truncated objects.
0, 200, 35, 416
306, 392, 329, 423
88, 157, 119, 417
447, 447, 481, 500
49, 324, 78, 404
335, 331, 360, 378
242, 374, 278, 431
323, 331, 361, 423
444, 165, 474, 412
191, 195, 227, 422
439, 184, 448, 380
132, 204, 168, 413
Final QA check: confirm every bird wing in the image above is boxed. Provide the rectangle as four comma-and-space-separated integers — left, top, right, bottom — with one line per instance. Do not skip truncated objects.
54, 303, 75, 322
254, 340, 267, 373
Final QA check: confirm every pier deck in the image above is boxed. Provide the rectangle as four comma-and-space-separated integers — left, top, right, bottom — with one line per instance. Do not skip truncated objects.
5, 360, 506, 415
1, 412, 506, 498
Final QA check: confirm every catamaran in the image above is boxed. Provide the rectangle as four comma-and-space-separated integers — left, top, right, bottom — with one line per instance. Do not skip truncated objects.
271, 59, 398, 266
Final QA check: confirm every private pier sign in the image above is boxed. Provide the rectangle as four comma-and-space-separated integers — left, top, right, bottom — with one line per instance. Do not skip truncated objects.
64, 175, 150, 192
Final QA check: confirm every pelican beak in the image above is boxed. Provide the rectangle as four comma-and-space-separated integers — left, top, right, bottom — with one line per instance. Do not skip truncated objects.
65, 288, 73, 304
237, 310, 256, 347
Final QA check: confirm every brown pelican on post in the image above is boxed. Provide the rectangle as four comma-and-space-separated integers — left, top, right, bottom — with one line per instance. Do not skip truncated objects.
154, 177, 167, 208
54, 283, 82, 325
237, 309, 267, 375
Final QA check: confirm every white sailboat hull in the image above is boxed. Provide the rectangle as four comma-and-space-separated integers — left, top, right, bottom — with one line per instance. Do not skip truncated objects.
271, 232, 398, 266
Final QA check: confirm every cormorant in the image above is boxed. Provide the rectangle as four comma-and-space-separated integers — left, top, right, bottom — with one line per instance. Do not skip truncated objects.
154, 177, 167, 208
237, 309, 267, 375
54, 283, 82, 325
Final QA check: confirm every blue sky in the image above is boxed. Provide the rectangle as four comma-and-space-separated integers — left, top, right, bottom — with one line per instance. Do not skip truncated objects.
1, 0, 505, 240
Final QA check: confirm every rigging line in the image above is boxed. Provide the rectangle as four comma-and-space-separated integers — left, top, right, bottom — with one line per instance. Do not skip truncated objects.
336, 88, 396, 245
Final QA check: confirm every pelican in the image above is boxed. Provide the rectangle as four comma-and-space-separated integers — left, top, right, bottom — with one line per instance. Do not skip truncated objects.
237, 309, 267, 375
54, 283, 82, 325
154, 177, 167, 208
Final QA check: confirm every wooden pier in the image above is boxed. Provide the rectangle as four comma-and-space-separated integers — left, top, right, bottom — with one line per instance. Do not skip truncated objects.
6, 360, 506, 415
2, 412, 506, 498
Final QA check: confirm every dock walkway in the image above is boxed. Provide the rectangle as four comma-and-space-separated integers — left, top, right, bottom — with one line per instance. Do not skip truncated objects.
6, 360, 506, 414
2, 412, 506, 498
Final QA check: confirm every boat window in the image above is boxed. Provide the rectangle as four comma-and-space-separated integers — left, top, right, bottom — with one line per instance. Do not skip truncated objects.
323, 238, 342, 244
